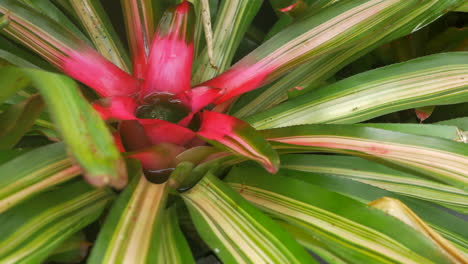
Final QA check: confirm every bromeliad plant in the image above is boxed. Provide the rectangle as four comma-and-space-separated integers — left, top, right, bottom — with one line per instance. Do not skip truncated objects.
0, 0, 467, 263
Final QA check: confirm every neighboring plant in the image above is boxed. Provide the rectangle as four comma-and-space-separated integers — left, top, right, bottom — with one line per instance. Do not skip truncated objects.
0, 0, 467, 263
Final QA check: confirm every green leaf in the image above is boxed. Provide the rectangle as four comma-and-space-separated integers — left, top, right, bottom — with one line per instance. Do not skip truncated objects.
181, 172, 316, 264
157, 206, 195, 264
369, 197, 468, 263
46, 232, 90, 263
454, 2, 468, 12
0, 94, 45, 149
247, 52, 468, 128
225, 167, 455, 264
437, 117, 468, 131
230, 161, 468, 253
88, 161, 169, 264
192, 0, 263, 84
356, 123, 463, 141
0, 180, 114, 263
0, 66, 30, 103
0, 142, 80, 213
280, 154, 468, 214
23, 68, 127, 188
262, 124, 468, 191
232, 0, 465, 117
69, 0, 131, 72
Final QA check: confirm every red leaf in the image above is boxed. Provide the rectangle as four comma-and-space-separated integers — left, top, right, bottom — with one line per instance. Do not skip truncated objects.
141, 1, 195, 98
61, 47, 140, 97
139, 118, 197, 146
122, 0, 155, 79
201, 62, 273, 104
93, 96, 138, 120
175, 85, 223, 113
198, 111, 279, 173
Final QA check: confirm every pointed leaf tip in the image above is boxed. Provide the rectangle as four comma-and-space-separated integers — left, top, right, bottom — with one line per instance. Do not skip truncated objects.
198, 111, 279, 173
141, 1, 195, 98
202, 62, 274, 104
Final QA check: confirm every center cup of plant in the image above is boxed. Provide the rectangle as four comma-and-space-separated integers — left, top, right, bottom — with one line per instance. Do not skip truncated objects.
136, 93, 189, 123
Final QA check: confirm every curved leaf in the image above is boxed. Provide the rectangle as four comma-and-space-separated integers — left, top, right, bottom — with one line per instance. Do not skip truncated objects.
232, 0, 465, 117
181, 172, 316, 263
225, 168, 454, 264
281, 154, 468, 214
23, 68, 127, 188
198, 111, 279, 173
205, 0, 465, 104
229, 162, 468, 253
262, 124, 468, 191
88, 162, 169, 264
69, 0, 131, 72
0, 180, 114, 263
0, 143, 80, 213
248, 52, 468, 128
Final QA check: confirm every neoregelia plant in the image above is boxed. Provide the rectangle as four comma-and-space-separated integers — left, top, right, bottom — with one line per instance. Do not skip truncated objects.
0, 0, 467, 263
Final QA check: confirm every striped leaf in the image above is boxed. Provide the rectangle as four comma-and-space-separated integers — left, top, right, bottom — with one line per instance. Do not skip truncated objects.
88, 162, 169, 264
181, 172, 316, 263
23, 68, 127, 188
121, 0, 155, 78
157, 206, 195, 264
0, 0, 89, 68
370, 197, 468, 263
0, 180, 114, 263
229, 162, 468, 253
0, 143, 80, 213
225, 168, 455, 264
262, 124, 468, 191
0, 35, 52, 69
192, 0, 263, 84
69, 0, 131, 72
18, 0, 90, 43
247, 52, 468, 128
198, 111, 279, 174
232, 0, 465, 117
281, 154, 468, 213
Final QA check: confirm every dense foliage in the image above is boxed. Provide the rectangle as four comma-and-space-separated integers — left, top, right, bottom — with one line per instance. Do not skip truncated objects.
0, 0, 467, 263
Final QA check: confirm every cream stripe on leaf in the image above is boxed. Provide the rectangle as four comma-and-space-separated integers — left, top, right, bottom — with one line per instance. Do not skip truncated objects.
0, 180, 114, 264
192, 0, 263, 84
280, 154, 468, 214
88, 161, 169, 264
248, 52, 468, 128
157, 206, 195, 264
227, 162, 468, 252
232, 0, 464, 117
181, 172, 316, 264
261, 124, 468, 191
68, 0, 131, 72
225, 169, 455, 264
0, 143, 80, 213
